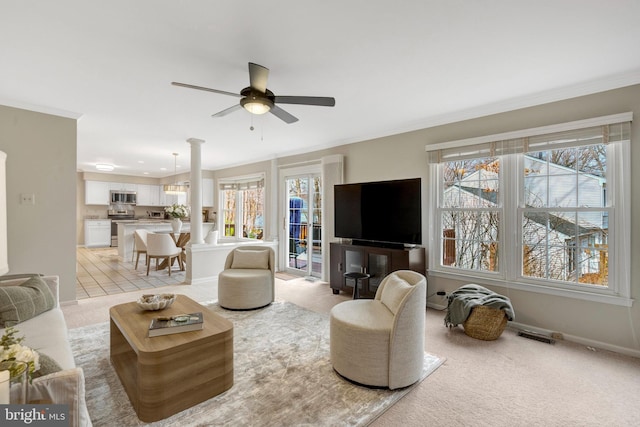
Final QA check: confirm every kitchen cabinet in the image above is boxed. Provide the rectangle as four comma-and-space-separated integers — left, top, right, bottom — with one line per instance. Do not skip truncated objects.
109, 182, 136, 191
84, 219, 112, 247
161, 192, 187, 207
329, 242, 426, 298
85, 181, 110, 205
84, 180, 192, 207
136, 184, 161, 206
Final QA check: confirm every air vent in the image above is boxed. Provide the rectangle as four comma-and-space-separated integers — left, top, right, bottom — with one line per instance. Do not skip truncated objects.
517, 330, 555, 344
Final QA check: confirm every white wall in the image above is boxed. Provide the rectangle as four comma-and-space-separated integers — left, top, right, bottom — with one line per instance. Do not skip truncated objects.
0, 105, 77, 302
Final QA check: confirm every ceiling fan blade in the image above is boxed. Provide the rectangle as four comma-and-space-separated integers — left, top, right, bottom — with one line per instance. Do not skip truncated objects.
171, 82, 241, 98
274, 96, 336, 107
212, 104, 242, 118
270, 105, 299, 124
248, 62, 269, 93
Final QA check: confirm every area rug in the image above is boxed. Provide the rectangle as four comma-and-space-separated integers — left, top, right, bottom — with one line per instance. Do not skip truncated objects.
69, 301, 444, 426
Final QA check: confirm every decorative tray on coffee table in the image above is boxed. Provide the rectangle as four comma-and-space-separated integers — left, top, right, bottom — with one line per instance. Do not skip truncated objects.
137, 293, 176, 311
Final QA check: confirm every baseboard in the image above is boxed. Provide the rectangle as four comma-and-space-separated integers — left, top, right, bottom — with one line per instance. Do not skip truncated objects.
426, 301, 447, 311
184, 276, 218, 286
427, 300, 640, 358
508, 321, 640, 358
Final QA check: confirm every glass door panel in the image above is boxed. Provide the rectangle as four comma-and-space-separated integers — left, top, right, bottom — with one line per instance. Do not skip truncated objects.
365, 252, 390, 296
344, 248, 364, 274
286, 175, 322, 277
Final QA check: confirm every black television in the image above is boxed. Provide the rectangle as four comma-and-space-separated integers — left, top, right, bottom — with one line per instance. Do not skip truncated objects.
334, 178, 422, 248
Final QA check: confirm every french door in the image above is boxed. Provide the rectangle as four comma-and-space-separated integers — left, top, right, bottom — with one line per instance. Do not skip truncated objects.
286, 174, 322, 277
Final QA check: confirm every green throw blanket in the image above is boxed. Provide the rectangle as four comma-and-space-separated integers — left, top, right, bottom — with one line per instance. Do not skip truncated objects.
444, 284, 515, 327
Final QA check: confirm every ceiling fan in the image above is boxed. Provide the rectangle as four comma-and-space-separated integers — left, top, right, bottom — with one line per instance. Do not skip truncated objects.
171, 62, 336, 124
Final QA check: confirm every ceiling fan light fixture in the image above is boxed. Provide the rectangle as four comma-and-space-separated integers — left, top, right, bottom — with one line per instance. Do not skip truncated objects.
241, 96, 273, 115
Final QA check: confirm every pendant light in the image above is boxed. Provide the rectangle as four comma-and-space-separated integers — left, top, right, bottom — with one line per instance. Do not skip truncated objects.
163, 153, 188, 194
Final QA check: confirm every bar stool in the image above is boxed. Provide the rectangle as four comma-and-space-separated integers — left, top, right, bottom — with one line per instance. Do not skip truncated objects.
343, 272, 370, 299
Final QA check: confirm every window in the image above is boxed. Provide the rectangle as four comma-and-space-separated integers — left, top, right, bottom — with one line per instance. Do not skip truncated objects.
441, 156, 500, 272
521, 142, 608, 285
427, 114, 632, 306
219, 176, 265, 240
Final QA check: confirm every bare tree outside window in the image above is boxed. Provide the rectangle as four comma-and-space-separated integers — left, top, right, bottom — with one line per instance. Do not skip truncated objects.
523, 145, 608, 286
221, 181, 265, 240
223, 189, 236, 237
441, 158, 500, 271
439, 144, 608, 287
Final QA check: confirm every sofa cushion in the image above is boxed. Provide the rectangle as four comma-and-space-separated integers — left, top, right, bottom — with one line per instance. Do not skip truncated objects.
33, 353, 63, 378
0, 274, 55, 327
380, 274, 413, 315
11, 307, 76, 370
231, 249, 269, 269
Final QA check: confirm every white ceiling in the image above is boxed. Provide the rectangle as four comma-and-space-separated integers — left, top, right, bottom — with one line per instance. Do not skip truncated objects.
2, 1, 640, 178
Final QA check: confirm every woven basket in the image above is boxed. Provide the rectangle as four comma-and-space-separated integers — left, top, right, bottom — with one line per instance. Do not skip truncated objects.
463, 305, 508, 341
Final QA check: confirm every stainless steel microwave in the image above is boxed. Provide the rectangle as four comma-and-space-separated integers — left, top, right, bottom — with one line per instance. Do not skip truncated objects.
110, 190, 137, 205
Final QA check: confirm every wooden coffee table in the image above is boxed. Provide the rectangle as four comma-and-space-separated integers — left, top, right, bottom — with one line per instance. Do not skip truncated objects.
109, 295, 233, 422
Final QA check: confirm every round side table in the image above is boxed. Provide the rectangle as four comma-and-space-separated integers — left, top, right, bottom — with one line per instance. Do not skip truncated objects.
343, 272, 370, 299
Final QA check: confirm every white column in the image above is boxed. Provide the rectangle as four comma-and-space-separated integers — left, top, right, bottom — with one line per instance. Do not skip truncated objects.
187, 138, 205, 245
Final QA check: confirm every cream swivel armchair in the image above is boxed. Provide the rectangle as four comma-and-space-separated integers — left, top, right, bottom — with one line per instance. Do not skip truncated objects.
218, 246, 275, 310
146, 233, 183, 276
330, 270, 427, 389
133, 229, 149, 270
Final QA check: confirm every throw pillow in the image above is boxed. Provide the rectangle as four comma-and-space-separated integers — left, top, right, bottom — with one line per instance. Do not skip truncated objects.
0, 274, 55, 327
380, 274, 413, 315
231, 249, 269, 269
33, 353, 63, 378
29, 367, 91, 427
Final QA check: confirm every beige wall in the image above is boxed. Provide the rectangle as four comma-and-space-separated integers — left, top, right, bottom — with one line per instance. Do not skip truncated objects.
415, 85, 640, 354
6, 83, 639, 353
0, 105, 77, 303
216, 84, 640, 355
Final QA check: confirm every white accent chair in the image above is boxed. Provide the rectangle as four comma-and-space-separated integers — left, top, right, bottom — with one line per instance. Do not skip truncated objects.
330, 270, 427, 389
218, 246, 275, 310
133, 229, 149, 269
146, 233, 183, 276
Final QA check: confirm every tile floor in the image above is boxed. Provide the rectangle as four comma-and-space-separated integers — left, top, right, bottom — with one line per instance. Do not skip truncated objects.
76, 247, 186, 299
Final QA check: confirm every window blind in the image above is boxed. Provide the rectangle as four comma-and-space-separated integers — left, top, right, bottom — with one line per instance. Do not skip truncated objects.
219, 178, 264, 190
426, 113, 632, 163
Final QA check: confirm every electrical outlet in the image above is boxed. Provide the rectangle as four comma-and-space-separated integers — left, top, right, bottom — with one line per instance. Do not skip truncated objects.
20, 193, 35, 205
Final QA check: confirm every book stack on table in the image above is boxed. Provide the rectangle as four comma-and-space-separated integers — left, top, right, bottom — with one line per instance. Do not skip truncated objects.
148, 312, 204, 337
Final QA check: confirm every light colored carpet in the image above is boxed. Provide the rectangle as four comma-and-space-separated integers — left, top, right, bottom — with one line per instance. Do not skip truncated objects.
274, 272, 299, 281
69, 300, 444, 426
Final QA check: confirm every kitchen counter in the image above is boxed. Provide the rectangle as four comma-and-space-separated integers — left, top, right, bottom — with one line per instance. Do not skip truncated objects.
116, 220, 215, 261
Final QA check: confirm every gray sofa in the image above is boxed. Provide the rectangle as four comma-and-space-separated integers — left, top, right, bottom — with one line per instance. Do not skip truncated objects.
0, 274, 91, 427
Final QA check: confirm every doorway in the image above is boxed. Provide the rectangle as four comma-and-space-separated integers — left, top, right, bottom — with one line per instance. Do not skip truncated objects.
285, 175, 322, 278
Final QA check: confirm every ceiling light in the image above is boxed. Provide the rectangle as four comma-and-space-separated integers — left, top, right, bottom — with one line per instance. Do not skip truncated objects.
241, 96, 273, 115
95, 163, 114, 171
163, 153, 188, 194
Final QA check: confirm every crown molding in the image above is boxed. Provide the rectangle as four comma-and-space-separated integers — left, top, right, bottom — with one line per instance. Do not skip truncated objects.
0, 97, 82, 120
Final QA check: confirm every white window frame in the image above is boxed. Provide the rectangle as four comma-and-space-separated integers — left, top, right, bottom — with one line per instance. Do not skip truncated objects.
218, 174, 265, 242
426, 113, 633, 307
